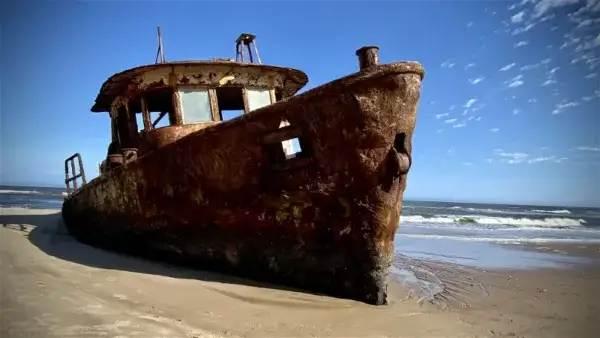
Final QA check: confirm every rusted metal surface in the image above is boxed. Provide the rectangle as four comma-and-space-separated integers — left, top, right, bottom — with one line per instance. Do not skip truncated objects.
356, 46, 380, 70
91, 62, 308, 113
62, 57, 424, 305
137, 123, 219, 156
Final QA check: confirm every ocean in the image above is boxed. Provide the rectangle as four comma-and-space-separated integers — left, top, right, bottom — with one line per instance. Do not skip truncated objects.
2, 184, 599, 299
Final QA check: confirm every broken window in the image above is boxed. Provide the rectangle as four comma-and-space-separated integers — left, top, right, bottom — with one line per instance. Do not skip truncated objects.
263, 119, 311, 168
278, 119, 301, 159
216, 87, 245, 120
247, 87, 272, 111
179, 88, 212, 124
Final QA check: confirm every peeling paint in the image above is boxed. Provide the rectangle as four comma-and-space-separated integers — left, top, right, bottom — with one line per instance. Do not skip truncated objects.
63, 56, 425, 306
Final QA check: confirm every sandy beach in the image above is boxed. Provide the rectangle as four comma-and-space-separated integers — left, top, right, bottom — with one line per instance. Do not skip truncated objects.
1, 208, 599, 337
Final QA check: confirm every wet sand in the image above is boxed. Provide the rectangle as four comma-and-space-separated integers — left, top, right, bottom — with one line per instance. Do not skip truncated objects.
1, 208, 599, 337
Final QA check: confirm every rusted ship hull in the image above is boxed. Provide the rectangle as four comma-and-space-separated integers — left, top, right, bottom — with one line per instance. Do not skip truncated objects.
62, 62, 424, 305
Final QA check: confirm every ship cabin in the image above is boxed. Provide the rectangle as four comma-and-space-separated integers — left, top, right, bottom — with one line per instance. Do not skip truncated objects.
95, 33, 308, 174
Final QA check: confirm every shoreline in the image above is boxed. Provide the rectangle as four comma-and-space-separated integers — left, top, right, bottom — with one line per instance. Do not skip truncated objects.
1, 208, 599, 337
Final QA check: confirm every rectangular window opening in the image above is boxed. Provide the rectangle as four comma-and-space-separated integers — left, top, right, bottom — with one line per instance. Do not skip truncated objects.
216, 87, 245, 121
282, 137, 302, 159
142, 89, 175, 129
179, 88, 212, 124
247, 87, 272, 111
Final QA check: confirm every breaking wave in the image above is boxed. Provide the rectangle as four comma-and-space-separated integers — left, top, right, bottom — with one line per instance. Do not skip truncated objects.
399, 234, 600, 244
530, 209, 571, 215
0, 189, 66, 197
400, 215, 586, 228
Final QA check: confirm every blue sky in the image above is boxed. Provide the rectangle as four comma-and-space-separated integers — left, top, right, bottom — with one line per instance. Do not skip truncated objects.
1, 0, 598, 207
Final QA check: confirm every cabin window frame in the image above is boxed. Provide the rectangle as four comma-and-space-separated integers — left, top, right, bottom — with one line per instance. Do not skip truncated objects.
212, 85, 248, 121
176, 85, 215, 125
131, 88, 178, 132
246, 86, 274, 112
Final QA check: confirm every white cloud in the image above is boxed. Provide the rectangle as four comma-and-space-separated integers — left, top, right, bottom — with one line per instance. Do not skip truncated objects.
452, 123, 467, 128
490, 128, 500, 132
528, 98, 538, 103
437, 129, 443, 133
492, 151, 566, 164
513, 108, 521, 115
462, 162, 474, 166
444, 118, 458, 124
552, 101, 580, 114
465, 63, 476, 70
511, 10, 527, 23
533, 0, 579, 19
521, 63, 541, 71
515, 40, 529, 47
576, 146, 600, 152
499, 63, 517, 71
582, 90, 600, 101
547, 67, 560, 74
512, 23, 536, 35
585, 72, 598, 78
463, 98, 477, 108
507, 74, 525, 87
467, 21, 474, 28
441, 60, 456, 68
436, 113, 450, 119
469, 77, 485, 84
542, 79, 557, 86
527, 155, 568, 164
496, 151, 530, 164
574, 33, 600, 52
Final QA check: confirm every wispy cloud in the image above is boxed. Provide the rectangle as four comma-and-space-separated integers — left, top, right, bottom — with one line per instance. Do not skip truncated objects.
441, 60, 456, 68
499, 63, 517, 71
515, 40, 529, 48
542, 79, 557, 86
467, 21, 474, 28
452, 123, 467, 128
463, 98, 478, 108
469, 77, 485, 84
552, 101, 579, 115
490, 128, 500, 133
465, 63, 476, 70
512, 23, 536, 35
527, 155, 568, 164
582, 90, 600, 101
436, 113, 450, 119
513, 108, 521, 115
462, 162, 474, 166
495, 151, 530, 164
511, 10, 527, 23
585, 72, 598, 78
507, 74, 525, 88
576, 146, 600, 152
533, 0, 579, 19
444, 118, 458, 124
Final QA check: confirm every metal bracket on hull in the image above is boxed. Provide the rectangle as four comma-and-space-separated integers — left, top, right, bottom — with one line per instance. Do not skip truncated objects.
64, 153, 87, 197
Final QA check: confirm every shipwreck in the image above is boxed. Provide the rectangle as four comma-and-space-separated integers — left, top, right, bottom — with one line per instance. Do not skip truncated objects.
62, 29, 425, 305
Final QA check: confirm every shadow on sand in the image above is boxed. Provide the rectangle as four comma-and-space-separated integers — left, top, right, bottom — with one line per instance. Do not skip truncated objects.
0, 211, 325, 300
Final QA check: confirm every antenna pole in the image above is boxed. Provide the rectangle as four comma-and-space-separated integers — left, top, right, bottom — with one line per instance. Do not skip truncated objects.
156, 26, 166, 63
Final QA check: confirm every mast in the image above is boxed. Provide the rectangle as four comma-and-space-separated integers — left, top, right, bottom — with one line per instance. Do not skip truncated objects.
155, 26, 166, 64
235, 33, 262, 64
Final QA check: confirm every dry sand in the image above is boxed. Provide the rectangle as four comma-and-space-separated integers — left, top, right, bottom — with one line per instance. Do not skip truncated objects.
1, 208, 599, 337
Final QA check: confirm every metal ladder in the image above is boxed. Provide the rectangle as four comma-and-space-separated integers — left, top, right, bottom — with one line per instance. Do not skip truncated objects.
64, 153, 87, 197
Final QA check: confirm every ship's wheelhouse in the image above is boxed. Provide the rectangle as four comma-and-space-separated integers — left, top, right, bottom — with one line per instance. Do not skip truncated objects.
96, 62, 307, 173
